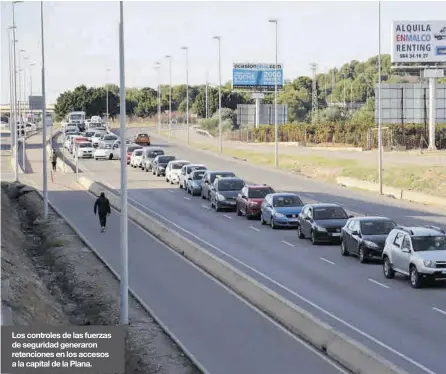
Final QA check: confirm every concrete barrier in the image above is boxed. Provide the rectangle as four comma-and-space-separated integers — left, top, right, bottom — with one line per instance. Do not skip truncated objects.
337, 176, 446, 208
75, 174, 408, 374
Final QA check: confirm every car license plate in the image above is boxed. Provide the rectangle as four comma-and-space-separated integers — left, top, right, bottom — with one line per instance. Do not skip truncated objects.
288, 218, 297, 222
228, 201, 236, 205
331, 233, 341, 237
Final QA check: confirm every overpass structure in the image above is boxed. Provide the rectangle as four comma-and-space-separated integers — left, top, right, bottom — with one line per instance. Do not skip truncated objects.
0, 102, 55, 115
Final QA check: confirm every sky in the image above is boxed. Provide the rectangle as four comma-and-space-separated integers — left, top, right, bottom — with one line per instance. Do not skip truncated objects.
1, 0, 445, 104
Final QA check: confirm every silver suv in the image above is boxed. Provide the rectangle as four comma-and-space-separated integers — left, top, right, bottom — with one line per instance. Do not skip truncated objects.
382, 226, 446, 288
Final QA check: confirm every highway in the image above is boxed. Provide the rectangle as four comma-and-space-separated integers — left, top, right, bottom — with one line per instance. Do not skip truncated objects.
21, 134, 345, 374
66, 128, 446, 374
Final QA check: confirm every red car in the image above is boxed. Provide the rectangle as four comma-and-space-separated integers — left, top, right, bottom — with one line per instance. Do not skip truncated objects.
126, 144, 142, 164
236, 184, 275, 219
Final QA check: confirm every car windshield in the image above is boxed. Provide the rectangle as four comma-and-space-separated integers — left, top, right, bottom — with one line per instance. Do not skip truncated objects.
172, 163, 183, 170
412, 236, 446, 252
158, 156, 175, 163
138, 133, 149, 137
218, 180, 244, 191
104, 136, 116, 141
273, 195, 303, 207
93, 133, 102, 137
192, 171, 205, 180
127, 146, 141, 153
249, 188, 275, 198
70, 114, 82, 120
360, 221, 396, 235
210, 172, 235, 183
314, 207, 348, 220
187, 165, 205, 173
79, 142, 92, 148
134, 150, 143, 156
86, 132, 95, 136
150, 150, 164, 157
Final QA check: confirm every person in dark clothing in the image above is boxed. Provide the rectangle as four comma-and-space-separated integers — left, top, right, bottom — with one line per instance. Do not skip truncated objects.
94, 192, 111, 232
51, 151, 57, 171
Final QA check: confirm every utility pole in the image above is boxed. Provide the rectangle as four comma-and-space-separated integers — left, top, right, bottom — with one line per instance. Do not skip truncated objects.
40, 0, 48, 220
118, 0, 129, 325
378, 1, 383, 195
165, 55, 172, 138
269, 19, 279, 168
181, 46, 190, 145
154, 61, 161, 134
205, 70, 209, 118
106, 68, 111, 123
310, 63, 318, 123
12, 1, 22, 182
213, 36, 222, 154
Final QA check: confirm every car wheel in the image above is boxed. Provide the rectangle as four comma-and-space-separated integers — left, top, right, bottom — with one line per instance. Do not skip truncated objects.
109, 154, 113, 160
179, 182, 183, 189
410, 265, 423, 288
297, 225, 305, 239
383, 256, 395, 279
95, 158, 98, 161
358, 246, 367, 263
311, 230, 318, 245
270, 218, 276, 230
260, 213, 266, 225
170, 179, 173, 184
340, 240, 349, 256
236, 204, 242, 216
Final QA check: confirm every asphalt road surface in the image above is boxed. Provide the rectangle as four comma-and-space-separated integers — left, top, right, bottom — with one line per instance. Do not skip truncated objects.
38, 173, 345, 374
66, 129, 446, 374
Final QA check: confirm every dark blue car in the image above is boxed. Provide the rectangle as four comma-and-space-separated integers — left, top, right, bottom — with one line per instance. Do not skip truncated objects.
260, 193, 304, 229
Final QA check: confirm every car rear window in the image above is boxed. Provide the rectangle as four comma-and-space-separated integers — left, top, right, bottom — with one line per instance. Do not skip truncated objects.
134, 150, 143, 156
360, 221, 396, 235
172, 163, 183, 170
104, 135, 116, 140
314, 207, 348, 220
79, 142, 92, 148
149, 150, 164, 157
273, 195, 303, 207
248, 188, 275, 198
138, 133, 149, 137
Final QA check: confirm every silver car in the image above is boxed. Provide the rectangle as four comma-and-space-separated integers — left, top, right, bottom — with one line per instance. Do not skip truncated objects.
382, 226, 446, 288
98, 134, 119, 149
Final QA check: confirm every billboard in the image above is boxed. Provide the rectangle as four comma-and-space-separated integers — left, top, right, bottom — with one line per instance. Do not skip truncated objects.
29, 95, 44, 110
232, 62, 284, 91
391, 21, 446, 63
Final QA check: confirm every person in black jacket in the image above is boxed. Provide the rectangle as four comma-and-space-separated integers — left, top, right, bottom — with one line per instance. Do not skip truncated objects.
51, 151, 57, 171
94, 192, 111, 232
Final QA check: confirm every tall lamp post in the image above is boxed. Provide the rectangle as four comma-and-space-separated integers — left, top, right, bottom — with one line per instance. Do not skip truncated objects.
105, 68, 111, 123
154, 62, 161, 134
40, 0, 48, 220
118, 0, 129, 325
181, 46, 190, 145
7, 26, 16, 164
268, 19, 279, 168
165, 55, 172, 138
377, 1, 383, 194
212, 36, 222, 154
12, 1, 22, 182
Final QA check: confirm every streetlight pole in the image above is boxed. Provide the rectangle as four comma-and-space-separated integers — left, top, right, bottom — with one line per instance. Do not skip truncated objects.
7, 27, 15, 158
106, 68, 110, 123
378, 1, 383, 195
118, 0, 129, 325
213, 36, 222, 154
29, 61, 35, 123
12, 2, 22, 182
154, 62, 161, 134
181, 47, 189, 145
269, 19, 279, 168
40, 1, 48, 220
165, 55, 172, 138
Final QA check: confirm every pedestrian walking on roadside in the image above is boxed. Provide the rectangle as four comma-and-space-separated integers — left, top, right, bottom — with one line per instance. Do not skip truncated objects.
94, 192, 111, 232
51, 150, 57, 171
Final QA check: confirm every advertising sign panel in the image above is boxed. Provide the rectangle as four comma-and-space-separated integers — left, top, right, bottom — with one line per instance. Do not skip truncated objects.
232, 62, 284, 91
391, 21, 446, 63
28, 95, 44, 110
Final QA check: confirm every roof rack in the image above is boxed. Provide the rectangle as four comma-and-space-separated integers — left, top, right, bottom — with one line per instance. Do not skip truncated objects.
424, 225, 446, 234
395, 226, 414, 235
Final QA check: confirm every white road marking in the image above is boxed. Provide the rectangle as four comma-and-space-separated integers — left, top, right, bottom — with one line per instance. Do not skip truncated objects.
223, 214, 233, 220
201, 205, 210, 210
168, 189, 174, 193
184, 196, 191, 201
320, 257, 335, 265
433, 307, 446, 316
368, 278, 390, 289
281, 240, 295, 247
249, 226, 260, 232
102, 180, 437, 374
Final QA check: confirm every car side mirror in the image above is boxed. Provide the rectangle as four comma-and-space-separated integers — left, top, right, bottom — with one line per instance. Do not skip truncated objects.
348, 215, 354, 218
352, 230, 360, 236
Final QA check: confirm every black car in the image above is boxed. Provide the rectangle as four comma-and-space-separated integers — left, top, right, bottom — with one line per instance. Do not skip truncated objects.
201, 171, 236, 200
297, 203, 352, 245
152, 155, 176, 176
210, 177, 245, 212
341, 217, 397, 263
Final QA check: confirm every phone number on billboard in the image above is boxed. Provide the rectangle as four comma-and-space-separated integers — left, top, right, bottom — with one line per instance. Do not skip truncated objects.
398, 53, 429, 59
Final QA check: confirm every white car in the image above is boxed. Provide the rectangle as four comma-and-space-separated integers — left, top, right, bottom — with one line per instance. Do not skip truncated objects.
165, 160, 190, 184
91, 131, 106, 147
74, 141, 94, 159
94, 146, 118, 160
179, 164, 207, 189
64, 125, 79, 133
130, 149, 144, 167
25, 122, 37, 132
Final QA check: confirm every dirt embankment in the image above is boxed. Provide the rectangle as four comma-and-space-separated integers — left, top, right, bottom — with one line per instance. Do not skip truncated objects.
1, 182, 199, 374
